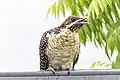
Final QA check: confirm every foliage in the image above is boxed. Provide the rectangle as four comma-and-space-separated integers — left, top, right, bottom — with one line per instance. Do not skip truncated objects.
90, 61, 111, 69
47, 0, 120, 68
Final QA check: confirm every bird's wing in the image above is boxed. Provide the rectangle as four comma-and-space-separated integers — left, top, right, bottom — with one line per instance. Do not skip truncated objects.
73, 54, 79, 70
39, 31, 49, 70
39, 27, 61, 70
72, 43, 80, 70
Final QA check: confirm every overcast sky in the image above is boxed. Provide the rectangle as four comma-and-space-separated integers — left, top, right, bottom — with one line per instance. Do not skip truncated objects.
0, 0, 111, 72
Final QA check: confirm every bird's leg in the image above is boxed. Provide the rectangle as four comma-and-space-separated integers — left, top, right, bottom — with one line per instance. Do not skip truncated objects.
47, 67, 56, 75
67, 69, 70, 76
67, 68, 75, 76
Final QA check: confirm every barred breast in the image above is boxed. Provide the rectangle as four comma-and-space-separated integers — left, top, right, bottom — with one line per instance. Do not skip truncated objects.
46, 29, 80, 70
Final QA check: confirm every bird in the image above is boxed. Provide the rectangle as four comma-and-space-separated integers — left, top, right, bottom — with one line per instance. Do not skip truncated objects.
39, 16, 87, 75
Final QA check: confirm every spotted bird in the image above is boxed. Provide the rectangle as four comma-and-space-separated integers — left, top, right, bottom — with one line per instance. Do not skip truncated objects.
39, 16, 87, 75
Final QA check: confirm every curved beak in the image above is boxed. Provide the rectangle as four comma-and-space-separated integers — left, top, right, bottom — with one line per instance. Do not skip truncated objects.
66, 17, 88, 32
67, 17, 88, 28
76, 17, 88, 27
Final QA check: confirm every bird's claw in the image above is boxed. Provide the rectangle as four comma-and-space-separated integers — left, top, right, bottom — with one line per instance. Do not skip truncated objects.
47, 67, 56, 76
67, 70, 70, 76
67, 69, 75, 76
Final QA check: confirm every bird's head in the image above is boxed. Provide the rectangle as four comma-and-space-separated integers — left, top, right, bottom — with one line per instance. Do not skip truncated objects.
60, 16, 87, 32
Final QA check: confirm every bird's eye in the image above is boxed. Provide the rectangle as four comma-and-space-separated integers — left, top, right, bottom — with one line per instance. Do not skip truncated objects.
80, 17, 83, 19
71, 17, 76, 22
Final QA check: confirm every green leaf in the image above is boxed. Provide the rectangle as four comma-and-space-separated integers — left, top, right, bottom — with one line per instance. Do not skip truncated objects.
116, 38, 120, 53
100, 62, 106, 66
52, 3, 57, 17
89, 16, 97, 36
105, 4, 114, 22
60, 1, 65, 16
93, 1, 99, 17
78, 28, 86, 45
104, 64, 111, 67
77, 0, 84, 15
93, 38, 98, 48
107, 36, 115, 56
92, 8, 97, 19
112, 53, 120, 68
71, 0, 78, 15
85, 0, 92, 7
84, 24, 92, 41
46, 6, 52, 18
63, 0, 72, 9
96, 33, 103, 47
84, 0, 89, 8
111, 1, 119, 20
115, 20, 120, 30
96, 0, 106, 12
57, 0, 60, 17
88, 0, 93, 18
105, 45, 111, 61
90, 62, 96, 68
106, 0, 113, 7
100, 31, 106, 42
113, 31, 120, 53
101, 12, 109, 24
96, 61, 101, 66
78, 0, 84, 7
112, 61, 115, 68
90, 61, 111, 68
116, 0, 120, 9
106, 24, 114, 38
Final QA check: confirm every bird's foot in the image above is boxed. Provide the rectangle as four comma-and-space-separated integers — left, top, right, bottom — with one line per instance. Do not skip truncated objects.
47, 67, 56, 75
67, 70, 70, 76
67, 69, 75, 76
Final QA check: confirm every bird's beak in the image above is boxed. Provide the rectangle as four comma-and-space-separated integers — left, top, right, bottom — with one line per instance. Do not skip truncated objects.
66, 17, 88, 28
76, 17, 88, 27
66, 17, 88, 32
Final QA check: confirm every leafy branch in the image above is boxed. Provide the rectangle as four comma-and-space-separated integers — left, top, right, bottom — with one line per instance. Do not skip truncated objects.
47, 0, 120, 68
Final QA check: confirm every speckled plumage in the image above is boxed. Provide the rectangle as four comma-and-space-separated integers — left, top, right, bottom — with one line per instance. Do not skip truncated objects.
39, 16, 87, 71
39, 27, 61, 70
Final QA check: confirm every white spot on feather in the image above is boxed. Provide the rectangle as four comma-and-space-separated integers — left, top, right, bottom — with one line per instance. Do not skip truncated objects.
46, 33, 50, 37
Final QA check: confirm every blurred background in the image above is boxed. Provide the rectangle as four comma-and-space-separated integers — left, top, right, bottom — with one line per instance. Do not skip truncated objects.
0, 0, 111, 72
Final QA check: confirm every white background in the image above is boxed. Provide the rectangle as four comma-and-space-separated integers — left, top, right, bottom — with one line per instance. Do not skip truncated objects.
0, 0, 111, 72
